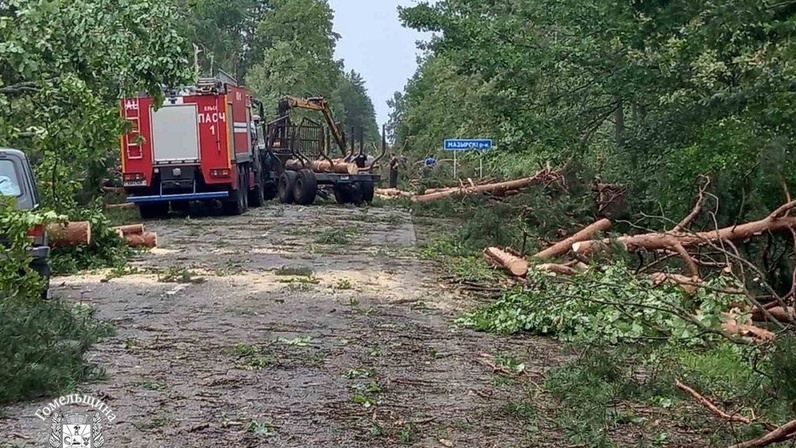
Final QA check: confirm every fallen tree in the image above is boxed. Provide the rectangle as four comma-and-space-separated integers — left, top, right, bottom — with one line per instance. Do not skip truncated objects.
412, 164, 563, 203
572, 199, 796, 279
375, 188, 414, 198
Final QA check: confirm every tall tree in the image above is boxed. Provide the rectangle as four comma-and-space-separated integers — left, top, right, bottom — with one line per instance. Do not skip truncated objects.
334, 70, 380, 144
394, 0, 796, 222
0, 0, 191, 209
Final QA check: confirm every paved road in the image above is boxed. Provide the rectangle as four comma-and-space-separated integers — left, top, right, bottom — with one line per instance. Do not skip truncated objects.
1, 204, 557, 447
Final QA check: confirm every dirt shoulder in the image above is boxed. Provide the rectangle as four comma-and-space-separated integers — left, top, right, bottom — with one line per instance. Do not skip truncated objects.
0, 204, 560, 447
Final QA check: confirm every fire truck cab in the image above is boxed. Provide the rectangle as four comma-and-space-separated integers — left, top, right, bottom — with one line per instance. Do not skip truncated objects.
119, 71, 270, 219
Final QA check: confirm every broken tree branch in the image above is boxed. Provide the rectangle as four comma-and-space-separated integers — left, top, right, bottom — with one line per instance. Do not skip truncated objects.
532, 218, 612, 260
673, 175, 711, 232
675, 380, 776, 430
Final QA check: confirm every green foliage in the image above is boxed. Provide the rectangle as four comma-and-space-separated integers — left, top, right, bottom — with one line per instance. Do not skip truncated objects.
0, 201, 112, 403
0, 299, 113, 403
0, 0, 192, 212
393, 0, 796, 225
456, 262, 739, 345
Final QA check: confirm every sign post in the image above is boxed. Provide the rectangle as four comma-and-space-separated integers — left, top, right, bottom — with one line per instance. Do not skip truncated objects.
443, 139, 493, 179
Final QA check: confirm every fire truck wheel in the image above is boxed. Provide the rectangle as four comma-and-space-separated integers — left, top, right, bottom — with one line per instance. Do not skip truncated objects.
222, 169, 247, 215
248, 171, 265, 207
278, 171, 297, 204
139, 202, 169, 220
293, 169, 317, 205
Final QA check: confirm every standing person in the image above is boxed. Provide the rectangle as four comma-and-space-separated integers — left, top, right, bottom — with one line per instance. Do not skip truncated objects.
388, 153, 399, 188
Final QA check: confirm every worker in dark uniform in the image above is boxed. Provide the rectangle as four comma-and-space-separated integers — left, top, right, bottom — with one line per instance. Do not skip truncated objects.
388, 153, 399, 188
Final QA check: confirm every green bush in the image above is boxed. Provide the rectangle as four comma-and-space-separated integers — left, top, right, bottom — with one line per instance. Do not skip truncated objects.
0, 199, 113, 403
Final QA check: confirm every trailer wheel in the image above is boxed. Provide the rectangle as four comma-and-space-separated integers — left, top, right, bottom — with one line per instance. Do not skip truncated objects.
278, 171, 298, 204
293, 169, 317, 205
349, 182, 364, 205
263, 183, 278, 201
334, 183, 363, 205
333, 187, 349, 204
361, 180, 375, 204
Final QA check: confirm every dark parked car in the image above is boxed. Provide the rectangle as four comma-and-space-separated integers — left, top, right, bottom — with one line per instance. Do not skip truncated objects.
0, 148, 50, 299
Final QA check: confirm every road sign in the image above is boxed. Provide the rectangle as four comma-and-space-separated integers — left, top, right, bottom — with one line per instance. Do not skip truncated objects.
443, 139, 492, 151
442, 139, 493, 178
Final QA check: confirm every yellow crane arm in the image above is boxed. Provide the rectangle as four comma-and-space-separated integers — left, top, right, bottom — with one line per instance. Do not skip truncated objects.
279, 96, 348, 156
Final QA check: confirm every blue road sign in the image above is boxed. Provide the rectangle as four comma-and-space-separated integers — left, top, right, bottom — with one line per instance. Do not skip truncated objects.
443, 139, 493, 151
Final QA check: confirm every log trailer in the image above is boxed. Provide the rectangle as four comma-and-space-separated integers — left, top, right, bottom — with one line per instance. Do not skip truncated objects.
119, 71, 272, 219
264, 95, 384, 206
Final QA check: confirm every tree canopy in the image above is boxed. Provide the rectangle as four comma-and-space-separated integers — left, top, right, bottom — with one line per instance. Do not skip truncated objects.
392, 0, 796, 223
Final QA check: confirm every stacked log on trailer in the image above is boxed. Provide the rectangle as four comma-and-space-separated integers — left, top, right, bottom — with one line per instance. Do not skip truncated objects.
285, 159, 359, 174
284, 157, 379, 175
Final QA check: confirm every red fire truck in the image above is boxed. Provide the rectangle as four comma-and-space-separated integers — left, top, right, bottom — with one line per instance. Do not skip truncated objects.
119, 71, 271, 219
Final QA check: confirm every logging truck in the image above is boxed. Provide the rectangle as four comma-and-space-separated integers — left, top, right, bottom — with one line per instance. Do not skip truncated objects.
265, 96, 384, 205
119, 71, 271, 219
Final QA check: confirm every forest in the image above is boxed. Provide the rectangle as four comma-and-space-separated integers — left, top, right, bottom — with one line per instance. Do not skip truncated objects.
385, 0, 796, 447
3, 0, 796, 446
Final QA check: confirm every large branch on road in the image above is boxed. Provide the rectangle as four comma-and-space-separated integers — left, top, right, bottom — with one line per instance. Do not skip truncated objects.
572, 200, 796, 260
412, 164, 563, 203
532, 218, 612, 259
47, 222, 91, 248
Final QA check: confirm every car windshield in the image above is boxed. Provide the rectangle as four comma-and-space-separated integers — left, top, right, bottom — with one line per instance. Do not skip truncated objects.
0, 160, 22, 197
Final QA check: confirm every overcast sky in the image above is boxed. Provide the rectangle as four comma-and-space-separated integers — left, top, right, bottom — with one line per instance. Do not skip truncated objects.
327, 0, 432, 128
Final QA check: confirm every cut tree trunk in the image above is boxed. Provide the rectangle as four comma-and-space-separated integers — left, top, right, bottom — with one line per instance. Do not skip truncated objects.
125, 232, 157, 248
285, 159, 357, 174
114, 224, 144, 236
729, 418, 796, 448
484, 247, 529, 277
47, 222, 91, 248
533, 219, 612, 259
